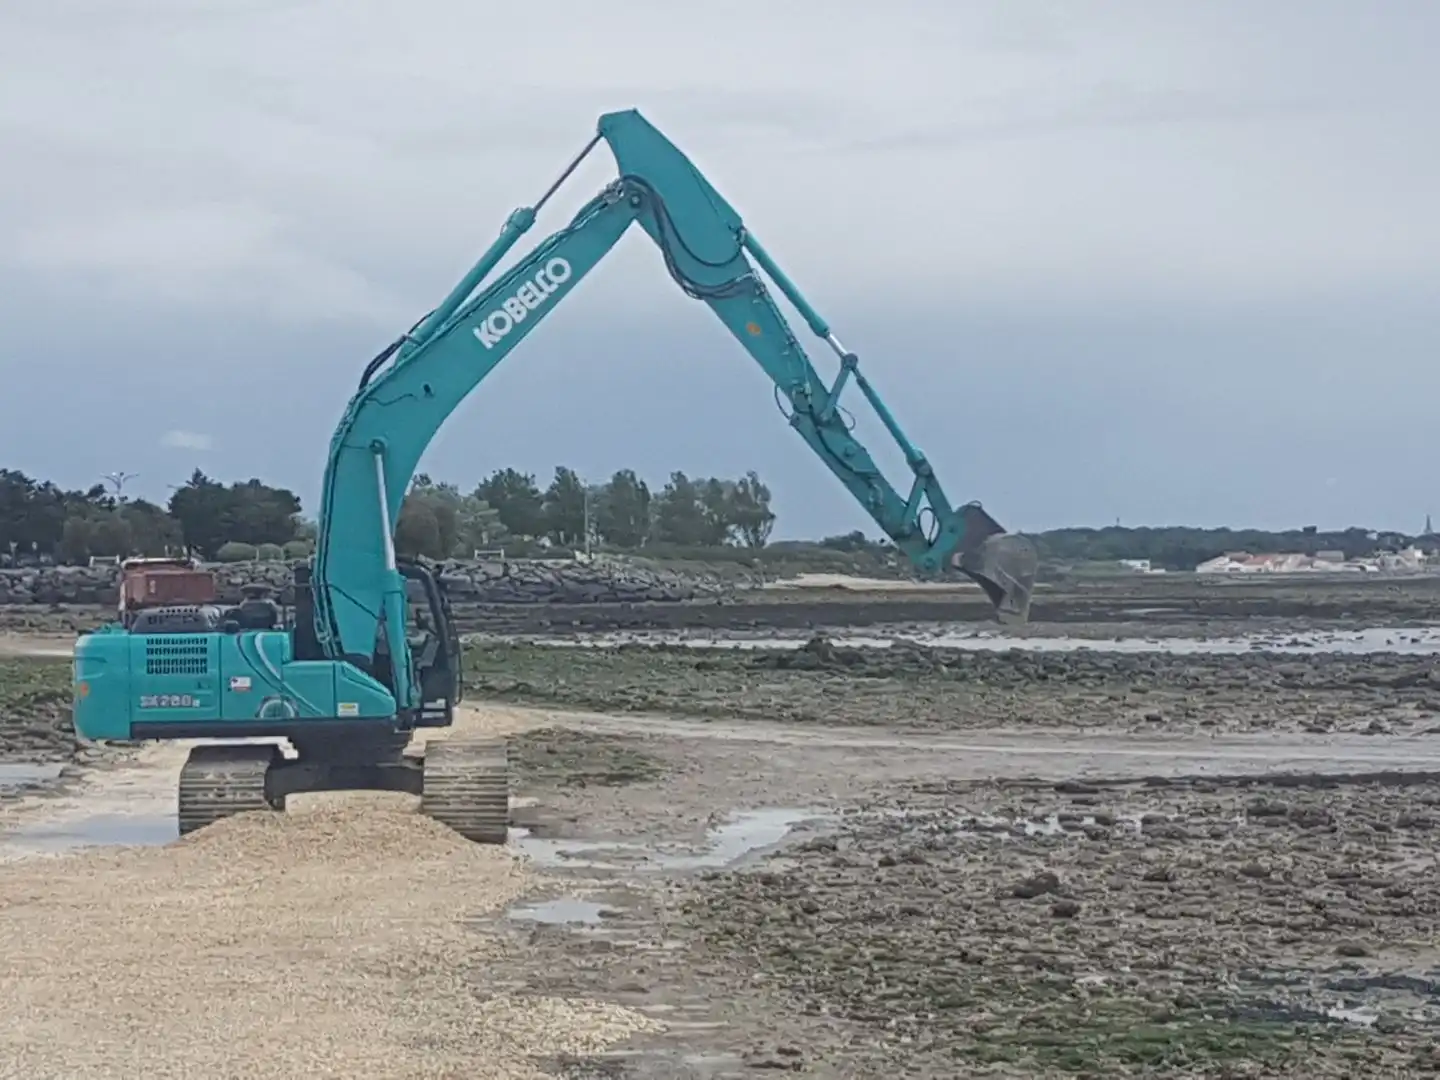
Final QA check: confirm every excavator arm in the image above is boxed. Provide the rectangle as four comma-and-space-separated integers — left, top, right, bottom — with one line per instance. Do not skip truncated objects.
311, 109, 1037, 711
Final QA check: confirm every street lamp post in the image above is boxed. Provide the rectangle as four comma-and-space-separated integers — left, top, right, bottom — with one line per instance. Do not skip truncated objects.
102, 471, 139, 498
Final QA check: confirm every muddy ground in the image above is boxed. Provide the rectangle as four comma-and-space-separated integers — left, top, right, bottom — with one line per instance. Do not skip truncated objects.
446, 572, 1440, 640
4, 576, 1440, 1076
493, 723, 1440, 1078
463, 636, 1440, 738
5, 571, 1440, 640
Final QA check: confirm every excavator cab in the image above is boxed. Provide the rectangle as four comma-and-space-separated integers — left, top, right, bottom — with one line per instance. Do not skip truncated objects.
950, 504, 1039, 625
398, 559, 462, 727
292, 559, 461, 727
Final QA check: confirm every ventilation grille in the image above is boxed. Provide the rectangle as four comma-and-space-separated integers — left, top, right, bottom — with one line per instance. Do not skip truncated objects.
145, 636, 210, 676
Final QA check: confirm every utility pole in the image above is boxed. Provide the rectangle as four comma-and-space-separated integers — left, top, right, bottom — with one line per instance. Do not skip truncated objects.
582, 484, 593, 559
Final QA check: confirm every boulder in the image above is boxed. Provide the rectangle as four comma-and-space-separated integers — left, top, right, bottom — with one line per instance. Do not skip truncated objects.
0, 557, 737, 608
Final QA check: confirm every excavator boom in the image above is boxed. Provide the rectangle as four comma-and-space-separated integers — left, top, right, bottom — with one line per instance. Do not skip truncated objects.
311, 110, 1036, 709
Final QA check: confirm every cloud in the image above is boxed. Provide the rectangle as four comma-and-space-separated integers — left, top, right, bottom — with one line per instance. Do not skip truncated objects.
161, 430, 214, 452
11, 203, 408, 325
0, 0, 1434, 321
1, 1, 1438, 536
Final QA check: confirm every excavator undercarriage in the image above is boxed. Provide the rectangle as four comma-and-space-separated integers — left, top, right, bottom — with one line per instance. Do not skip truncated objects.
176, 737, 509, 843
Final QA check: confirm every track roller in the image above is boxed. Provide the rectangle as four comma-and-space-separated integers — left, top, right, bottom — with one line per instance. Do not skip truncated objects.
420, 737, 510, 844
177, 743, 283, 836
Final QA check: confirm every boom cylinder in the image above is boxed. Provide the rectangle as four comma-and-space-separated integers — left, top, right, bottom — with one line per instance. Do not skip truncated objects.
402, 135, 603, 357
404, 208, 537, 355
371, 441, 413, 711
741, 232, 831, 338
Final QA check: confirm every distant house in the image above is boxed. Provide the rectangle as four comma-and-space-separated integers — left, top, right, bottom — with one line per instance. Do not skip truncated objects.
1195, 551, 1363, 574
1195, 553, 1251, 573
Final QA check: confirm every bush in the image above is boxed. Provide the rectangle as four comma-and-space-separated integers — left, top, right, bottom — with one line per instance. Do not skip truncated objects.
282, 539, 314, 560
256, 543, 285, 562
215, 542, 257, 562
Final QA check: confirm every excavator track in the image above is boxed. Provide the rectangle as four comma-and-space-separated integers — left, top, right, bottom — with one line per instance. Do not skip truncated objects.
420, 738, 510, 844
177, 743, 282, 836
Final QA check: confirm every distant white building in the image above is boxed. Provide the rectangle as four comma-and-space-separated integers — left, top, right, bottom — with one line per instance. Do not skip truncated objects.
1373, 547, 1427, 572
1196, 548, 1427, 574
1195, 552, 1317, 574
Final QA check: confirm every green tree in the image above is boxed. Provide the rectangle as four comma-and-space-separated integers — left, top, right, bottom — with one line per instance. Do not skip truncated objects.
405, 475, 505, 556
226, 478, 303, 546
476, 468, 545, 539
166, 472, 300, 556
699, 478, 735, 546
8, 458, 1424, 571
121, 498, 184, 555
167, 470, 231, 557
58, 517, 93, 564
542, 467, 588, 546
457, 493, 506, 552
414, 474, 510, 553
729, 470, 775, 548
404, 476, 461, 557
395, 497, 444, 559
820, 530, 878, 553
595, 469, 651, 548
653, 471, 710, 545
0, 470, 79, 556
58, 511, 135, 563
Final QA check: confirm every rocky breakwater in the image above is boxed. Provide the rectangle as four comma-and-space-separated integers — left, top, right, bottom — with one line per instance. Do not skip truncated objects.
435, 558, 735, 604
0, 557, 735, 608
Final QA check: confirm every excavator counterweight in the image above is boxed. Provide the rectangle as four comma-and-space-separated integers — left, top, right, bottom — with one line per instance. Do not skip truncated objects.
71, 109, 1036, 842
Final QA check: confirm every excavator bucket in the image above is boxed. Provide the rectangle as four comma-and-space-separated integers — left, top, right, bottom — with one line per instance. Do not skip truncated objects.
951, 504, 1039, 625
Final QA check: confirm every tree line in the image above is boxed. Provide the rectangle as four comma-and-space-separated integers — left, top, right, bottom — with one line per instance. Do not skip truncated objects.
0, 465, 778, 564
0, 469, 309, 565
395, 468, 776, 560
0, 465, 1424, 570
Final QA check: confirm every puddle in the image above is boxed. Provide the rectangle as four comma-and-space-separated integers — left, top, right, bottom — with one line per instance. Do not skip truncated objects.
507, 898, 609, 925
1327, 1005, 1379, 1027
513, 807, 827, 873
0, 762, 63, 794
513, 831, 652, 871
660, 808, 821, 870
6, 812, 176, 854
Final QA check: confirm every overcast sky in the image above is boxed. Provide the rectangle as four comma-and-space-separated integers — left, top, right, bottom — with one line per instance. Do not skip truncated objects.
1, 0, 1436, 537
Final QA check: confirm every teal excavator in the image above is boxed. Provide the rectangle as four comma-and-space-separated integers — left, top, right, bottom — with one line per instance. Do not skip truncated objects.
71, 110, 1038, 842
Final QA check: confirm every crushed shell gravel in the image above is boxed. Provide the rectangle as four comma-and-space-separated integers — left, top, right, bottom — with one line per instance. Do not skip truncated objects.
0, 800, 660, 1079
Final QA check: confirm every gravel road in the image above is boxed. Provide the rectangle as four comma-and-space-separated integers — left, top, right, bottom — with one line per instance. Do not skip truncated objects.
0, 707, 659, 1080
